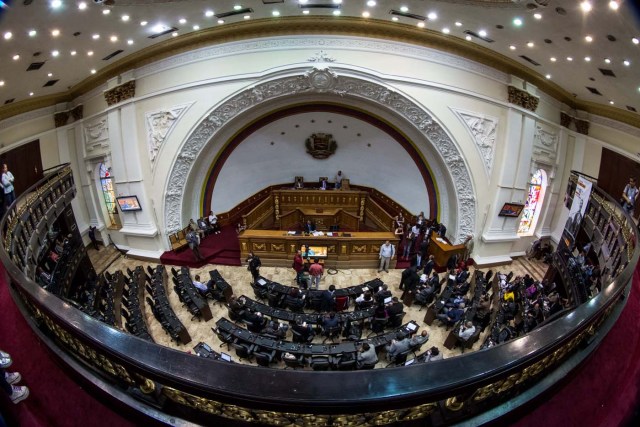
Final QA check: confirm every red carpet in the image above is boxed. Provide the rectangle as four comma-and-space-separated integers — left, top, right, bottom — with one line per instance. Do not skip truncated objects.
0, 258, 638, 426
159, 225, 241, 268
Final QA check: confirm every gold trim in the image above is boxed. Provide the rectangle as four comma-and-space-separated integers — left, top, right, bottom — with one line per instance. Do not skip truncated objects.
0, 17, 637, 128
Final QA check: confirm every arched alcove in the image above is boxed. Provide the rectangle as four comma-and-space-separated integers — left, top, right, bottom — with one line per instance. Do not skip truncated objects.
163, 67, 476, 243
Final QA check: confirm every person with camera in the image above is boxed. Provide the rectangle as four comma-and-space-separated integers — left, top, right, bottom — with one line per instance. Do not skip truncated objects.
621, 177, 638, 216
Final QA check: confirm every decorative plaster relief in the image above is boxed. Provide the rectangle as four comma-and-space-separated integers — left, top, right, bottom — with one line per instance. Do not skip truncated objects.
163, 67, 476, 244
308, 50, 336, 63
532, 123, 558, 163
83, 118, 109, 152
145, 103, 192, 166
452, 109, 497, 178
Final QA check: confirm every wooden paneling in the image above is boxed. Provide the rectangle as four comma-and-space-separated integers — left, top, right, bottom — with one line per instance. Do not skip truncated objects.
598, 148, 640, 219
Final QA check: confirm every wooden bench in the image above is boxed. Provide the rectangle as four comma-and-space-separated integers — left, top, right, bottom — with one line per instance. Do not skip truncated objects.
169, 226, 190, 252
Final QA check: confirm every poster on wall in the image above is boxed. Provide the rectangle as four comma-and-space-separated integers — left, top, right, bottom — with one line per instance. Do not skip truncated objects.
564, 176, 593, 242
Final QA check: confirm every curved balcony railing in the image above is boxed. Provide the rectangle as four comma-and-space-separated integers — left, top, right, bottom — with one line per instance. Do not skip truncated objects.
1, 167, 637, 426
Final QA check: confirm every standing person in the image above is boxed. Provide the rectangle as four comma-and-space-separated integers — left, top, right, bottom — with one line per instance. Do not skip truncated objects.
319, 177, 328, 190
208, 211, 221, 234
464, 234, 474, 263
621, 177, 638, 216
378, 240, 395, 273
334, 170, 344, 189
1, 164, 15, 208
309, 258, 323, 290
1, 349, 29, 404
88, 226, 100, 250
292, 250, 304, 283
247, 251, 262, 284
186, 229, 204, 261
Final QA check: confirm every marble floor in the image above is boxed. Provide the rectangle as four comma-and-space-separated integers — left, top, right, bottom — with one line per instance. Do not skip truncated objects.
88, 247, 548, 369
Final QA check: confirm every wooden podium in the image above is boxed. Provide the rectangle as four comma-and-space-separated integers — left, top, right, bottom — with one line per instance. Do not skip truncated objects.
427, 236, 466, 269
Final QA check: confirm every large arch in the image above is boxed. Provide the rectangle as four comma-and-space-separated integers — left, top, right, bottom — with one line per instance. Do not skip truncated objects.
163, 66, 476, 243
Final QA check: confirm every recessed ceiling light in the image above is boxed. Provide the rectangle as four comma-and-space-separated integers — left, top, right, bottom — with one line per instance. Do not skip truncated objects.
91, 69, 96, 74
92, 34, 100, 40
51, 50, 59, 57
609, 100, 614, 104
51, 29, 60, 37
193, 24, 200, 30
110, 35, 118, 42
12, 54, 19, 60
332, 0, 342, 4
172, 32, 178, 37
550, 57, 556, 62
179, 18, 187, 24
127, 39, 133, 45
392, 17, 398, 22
234, 4, 242, 10
513, 18, 523, 26
427, 12, 437, 21
604, 58, 611, 63
151, 24, 169, 33
302, 10, 309, 15
442, 27, 450, 34
28, 30, 37, 37
87, 50, 93, 56
479, 30, 487, 37
465, 35, 472, 41
140, 21, 148, 26
417, 22, 425, 28
78, 2, 87, 10
455, 21, 462, 27
29, 92, 34, 96
533, 13, 542, 20
400, 6, 408, 13
47, 72, 53, 77
366, 0, 376, 6
584, 56, 591, 62
580, 1, 592, 13
299, 0, 309, 4
632, 38, 639, 45
272, 10, 280, 17
50, 0, 62, 9
205, 10, 214, 17
585, 35, 593, 42
609, 1, 619, 10
102, 9, 110, 15
217, 19, 224, 24
545, 74, 551, 79
567, 56, 573, 61
70, 50, 76, 55
362, 11, 370, 18
509, 45, 516, 50
121, 15, 130, 22
623, 60, 630, 66
244, 15, 251, 19
527, 41, 534, 47
3, 31, 12, 40
0, 81, 4, 86
332, 10, 340, 16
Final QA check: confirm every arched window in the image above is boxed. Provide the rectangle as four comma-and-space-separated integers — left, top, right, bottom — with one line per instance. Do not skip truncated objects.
518, 169, 547, 236
99, 163, 118, 227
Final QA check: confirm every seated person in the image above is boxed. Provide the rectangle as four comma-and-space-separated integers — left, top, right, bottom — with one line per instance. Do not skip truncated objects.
374, 284, 392, 303
294, 176, 304, 189
355, 291, 374, 309
373, 302, 388, 320
208, 211, 221, 234
385, 332, 411, 361
321, 312, 341, 334
410, 330, 429, 347
236, 222, 246, 234
437, 302, 465, 325
357, 342, 378, 368
386, 297, 404, 316
284, 287, 306, 310
189, 218, 205, 238
416, 283, 435, 302
320, 284, 336, 311
445, 295, 466, 308
304, 220, 316, 234
243, 310, 267, 331
197, 217, 213, 236
192, 274, 208, 295
452, 281, 470, 297
319, 177, 328, 190
422, 346, 443, 362
292, 319, 315, 342
456, 268, 470, 284
263, 320, 288, 340
458, 321, 476, 341
228, 296, 245, 312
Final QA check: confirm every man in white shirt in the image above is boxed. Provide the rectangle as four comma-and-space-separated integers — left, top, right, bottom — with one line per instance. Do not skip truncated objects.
192, 274, 208, 295
378, 240, 395, 273
208, 210, 220, 234
334, 170, 343, 189
1, 164, 16, 208
458, 321, 476, 341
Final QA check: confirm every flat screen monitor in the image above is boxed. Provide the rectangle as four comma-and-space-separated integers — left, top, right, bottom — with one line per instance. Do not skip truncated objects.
220, 353, 232, 362
498, 202, 524, 217
384, 296, 393, 304
301, 244, 328, 258
406, 322, 418, 332
116, 195, 142, 212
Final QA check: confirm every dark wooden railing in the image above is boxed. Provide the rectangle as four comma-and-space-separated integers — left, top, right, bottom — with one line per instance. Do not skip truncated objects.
1, 169, 637, 426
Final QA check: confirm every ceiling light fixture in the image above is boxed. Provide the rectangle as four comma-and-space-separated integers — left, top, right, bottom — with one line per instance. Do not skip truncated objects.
513, 18, 523, 26
244, 15, 250, 19
302, 10, 309, 15
580, 1, 592, 13
332, 0, 342, 4
400, 6, 408, 13
527, 41, 534, 47
584, 56, 591, 61
217, 19, 224, 24
51, 29, 60, 37
509, 45, 516, 50
3, 31, 11, 40
12, 54, 19, 60
50, 0, 62, 9
92, 34, 100, 40
121, 15, 130, 22
465, 35, 472, 41
455, 21, 462, 27
417, 22, 425, 28
585, 35, 593, 42
51, 50, 59, 57
70, 50, 76, 55
442, 28, 450, 34
362, 11, 370, 18
91, 69, 96, 74
392, 17, 398, 22
205, 10, 214, 17
545, 74, 551, 79
78, 2, 87, 10
623, 60, 630, 66
550, 57, 556, 62
427, 12, 437, 21
604, 58, 611, 63
234, 4, 242, 10
533, 13, 542, 20
140, 21, 148, 26
179, 18, 187, 24
366, 0, 376, 7
29, 92, 34, 96
0, 81, 4, 86
479, 30, 487, 37
632, 38, 639, 45
567, 56, 573, 61
127, 39, 133, 45
172, 32, 178, 37
609, 1, 619, 10
87, 50, 93, 56
272, 11, 280, 17
102, 9, 110, 15
333, 10, 340, 16
28, 30, 37, 37
48, 72, 53, 77
193, 25, 200, 30
110, 36, 118, 42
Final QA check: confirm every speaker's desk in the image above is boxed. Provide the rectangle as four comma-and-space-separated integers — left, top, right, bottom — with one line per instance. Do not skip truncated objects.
238, 230, 399, 269
428, 235, 466, 269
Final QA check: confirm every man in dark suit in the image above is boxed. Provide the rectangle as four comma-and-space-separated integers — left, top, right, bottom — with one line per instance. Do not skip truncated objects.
322, 312, 341, 335
400, 266, 420, 300
320, 285, 336, 311
304, 220, 316, 234
387, 297, 404, 317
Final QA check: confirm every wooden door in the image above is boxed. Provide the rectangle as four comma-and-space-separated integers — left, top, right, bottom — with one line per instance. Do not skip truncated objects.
0, 140, 44, 197
598, 148, 640, 219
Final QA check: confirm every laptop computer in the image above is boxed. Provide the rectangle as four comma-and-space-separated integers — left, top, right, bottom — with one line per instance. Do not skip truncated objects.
220, 353, 232, 362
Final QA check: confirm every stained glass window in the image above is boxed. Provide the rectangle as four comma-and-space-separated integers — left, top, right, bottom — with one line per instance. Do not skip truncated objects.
99, 163, 118, 227
518, 169, 546, 235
